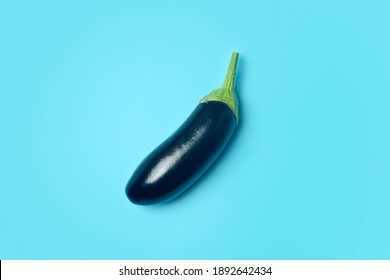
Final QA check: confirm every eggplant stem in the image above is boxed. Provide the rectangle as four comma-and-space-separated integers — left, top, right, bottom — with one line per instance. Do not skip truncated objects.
222, 52, 239, 91
199, 52, 240, 123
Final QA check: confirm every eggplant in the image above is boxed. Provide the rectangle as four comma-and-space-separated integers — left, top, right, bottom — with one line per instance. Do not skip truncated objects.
125, 52, 240, 205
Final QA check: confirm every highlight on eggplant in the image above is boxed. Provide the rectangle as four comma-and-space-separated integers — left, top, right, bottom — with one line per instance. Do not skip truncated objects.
125, 52, 240, 205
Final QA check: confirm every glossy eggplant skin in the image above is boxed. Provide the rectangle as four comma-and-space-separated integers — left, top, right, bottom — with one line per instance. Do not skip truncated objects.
125, 101, 236, 205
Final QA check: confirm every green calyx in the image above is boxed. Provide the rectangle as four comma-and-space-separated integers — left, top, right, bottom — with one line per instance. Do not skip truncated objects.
200, 52, 239, 123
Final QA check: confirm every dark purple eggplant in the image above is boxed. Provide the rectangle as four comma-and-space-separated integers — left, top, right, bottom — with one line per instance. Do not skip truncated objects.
125, 52, 239, 205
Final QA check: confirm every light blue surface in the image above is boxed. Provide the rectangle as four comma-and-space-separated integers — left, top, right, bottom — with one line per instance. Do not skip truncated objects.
1, 0, 390, 259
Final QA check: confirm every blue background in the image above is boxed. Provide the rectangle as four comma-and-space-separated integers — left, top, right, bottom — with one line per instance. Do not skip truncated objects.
1, 0, 389, 259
